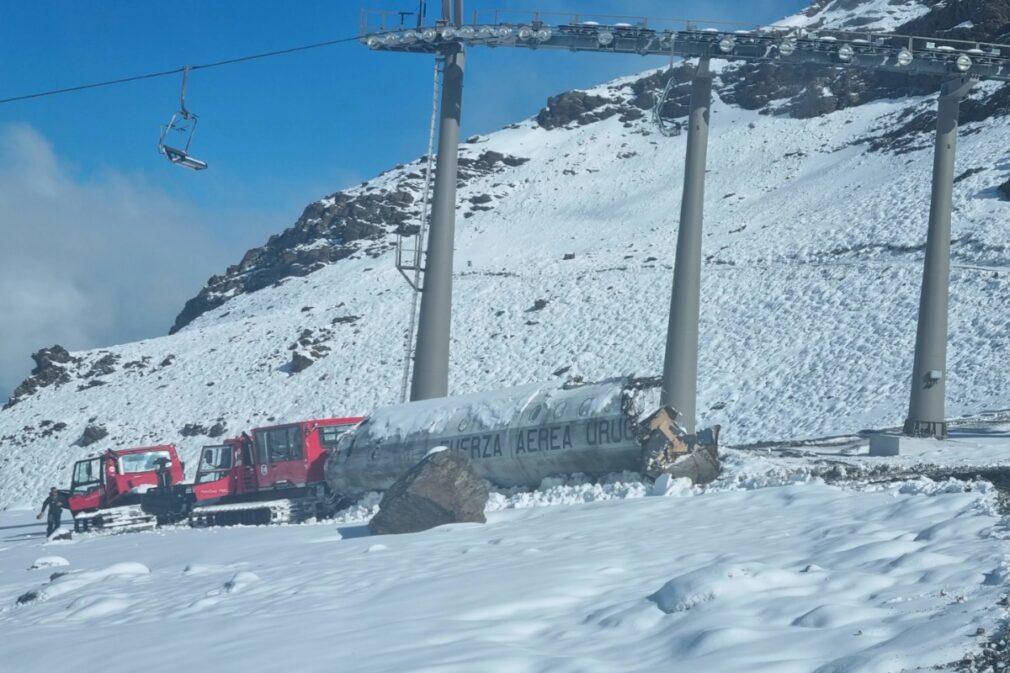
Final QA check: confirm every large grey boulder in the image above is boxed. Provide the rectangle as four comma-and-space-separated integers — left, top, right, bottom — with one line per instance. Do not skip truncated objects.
368, 450, 488, 536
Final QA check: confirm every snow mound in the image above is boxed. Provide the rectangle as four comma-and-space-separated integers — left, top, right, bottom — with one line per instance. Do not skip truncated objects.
24, 562, 150, 605
28, 556, 69, 570
648, 562, 813, 613
223, 571, 259, 594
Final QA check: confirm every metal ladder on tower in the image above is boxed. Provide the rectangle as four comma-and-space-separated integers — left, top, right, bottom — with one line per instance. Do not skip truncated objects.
396, 55, 443, 402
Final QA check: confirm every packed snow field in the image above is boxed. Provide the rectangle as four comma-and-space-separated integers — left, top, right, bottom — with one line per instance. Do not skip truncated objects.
2, 448, 1008, 673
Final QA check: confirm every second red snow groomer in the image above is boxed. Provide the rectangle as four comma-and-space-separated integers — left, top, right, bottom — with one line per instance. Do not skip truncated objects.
143, 417, 362, 526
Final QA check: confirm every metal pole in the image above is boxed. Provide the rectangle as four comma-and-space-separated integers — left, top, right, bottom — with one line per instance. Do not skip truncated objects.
410, 44, 465, 402
903, 75, 974, 439
661, 57, 712, 435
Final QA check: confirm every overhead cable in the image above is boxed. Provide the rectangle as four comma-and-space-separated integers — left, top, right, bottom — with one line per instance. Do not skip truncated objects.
0, 35, 361, 105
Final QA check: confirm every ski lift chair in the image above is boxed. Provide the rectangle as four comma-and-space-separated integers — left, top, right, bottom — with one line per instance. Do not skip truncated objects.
159, 66, 208, 170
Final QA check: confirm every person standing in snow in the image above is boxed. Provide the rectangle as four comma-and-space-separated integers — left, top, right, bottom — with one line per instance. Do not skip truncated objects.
37, 487, 65, 537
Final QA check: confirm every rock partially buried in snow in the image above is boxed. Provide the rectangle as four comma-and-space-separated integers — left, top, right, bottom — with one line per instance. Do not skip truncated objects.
368, 451, 488, 535
29, 556, 69, 570
223, 571, 259, 594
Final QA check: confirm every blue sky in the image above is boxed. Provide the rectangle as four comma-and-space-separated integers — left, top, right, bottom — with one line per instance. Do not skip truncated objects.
0, 0, 808, 398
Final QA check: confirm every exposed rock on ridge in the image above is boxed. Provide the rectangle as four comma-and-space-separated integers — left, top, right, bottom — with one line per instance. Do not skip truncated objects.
170, 149, 530, 334
4, 346, 76, 410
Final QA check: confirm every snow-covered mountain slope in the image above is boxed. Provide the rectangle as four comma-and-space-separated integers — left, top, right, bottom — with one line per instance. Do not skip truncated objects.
3, 0, 1010, 509
782, 0, 936, 32
1, 462, 1006, 673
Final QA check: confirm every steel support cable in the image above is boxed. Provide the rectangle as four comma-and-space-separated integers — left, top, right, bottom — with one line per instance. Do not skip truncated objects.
0, 35, 361, 105
399, 55, 442, 402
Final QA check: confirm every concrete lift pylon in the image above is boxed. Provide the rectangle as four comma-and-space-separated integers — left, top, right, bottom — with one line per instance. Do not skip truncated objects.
409, 0, 465, 401
662, 57, 712, 435
902, 74, 976, 440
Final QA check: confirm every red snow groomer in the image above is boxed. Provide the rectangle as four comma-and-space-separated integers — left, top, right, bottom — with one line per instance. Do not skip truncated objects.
143, 417, 363, 527
65, 445, 184, 533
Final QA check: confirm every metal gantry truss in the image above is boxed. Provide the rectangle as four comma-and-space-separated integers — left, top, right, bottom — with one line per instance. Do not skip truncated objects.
361, 11, 1010, 82
365, 7, 1010, 440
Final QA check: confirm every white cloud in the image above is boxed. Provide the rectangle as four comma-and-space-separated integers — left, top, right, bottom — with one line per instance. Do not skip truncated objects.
0, 124, 234, 399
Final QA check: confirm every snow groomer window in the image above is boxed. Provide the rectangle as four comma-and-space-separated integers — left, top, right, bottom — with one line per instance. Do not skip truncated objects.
320, 426, 348, 450
288, 426, 304, 460
255, 426, 304, 464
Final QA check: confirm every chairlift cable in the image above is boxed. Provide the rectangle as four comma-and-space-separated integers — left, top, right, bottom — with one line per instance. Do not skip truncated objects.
399, 55, 443, 403
0, 35, 361, 105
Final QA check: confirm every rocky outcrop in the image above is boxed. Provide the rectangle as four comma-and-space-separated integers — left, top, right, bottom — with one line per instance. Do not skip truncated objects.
289, 352, 314, 374
368, 450, 488, 535
998, 177, 1010, 200
170, 151, 529, 333
720, 62, 941, 120
77, 424, 108, 447
3, 346, 77, 410
537, 91, 613, 129
169, 191, 403, 334
534, 69, 694, 131
180, 421, 228, 438
897, 0, 1010, 43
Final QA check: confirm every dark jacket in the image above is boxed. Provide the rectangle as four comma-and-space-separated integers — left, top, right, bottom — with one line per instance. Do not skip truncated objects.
40, 493, 64, 516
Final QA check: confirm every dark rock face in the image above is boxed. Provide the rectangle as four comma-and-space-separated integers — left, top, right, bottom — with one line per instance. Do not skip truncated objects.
897, 0, 1010, 43
535, 69, 694, 131
998, 177, 1010, 200
537, 91, 612, 129
289, 352, 314, 374
180, 423, 208, 437
77, 424, 108, 447
720, 62, 941, 120
85, 353, 118, 378
862, 84, 1010, 153
4, 346, 77, 410
181, 421, 227, 438
368, 450, 488, 535
527, 299, 550, 312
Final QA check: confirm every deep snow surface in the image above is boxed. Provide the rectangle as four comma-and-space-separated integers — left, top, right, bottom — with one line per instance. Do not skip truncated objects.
1, 452, 1006, 673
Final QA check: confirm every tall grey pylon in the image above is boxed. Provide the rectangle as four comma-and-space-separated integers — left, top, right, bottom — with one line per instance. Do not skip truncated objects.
661, 58, 713, 434
903, 74, 975, 439
410, 43, 465, 402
